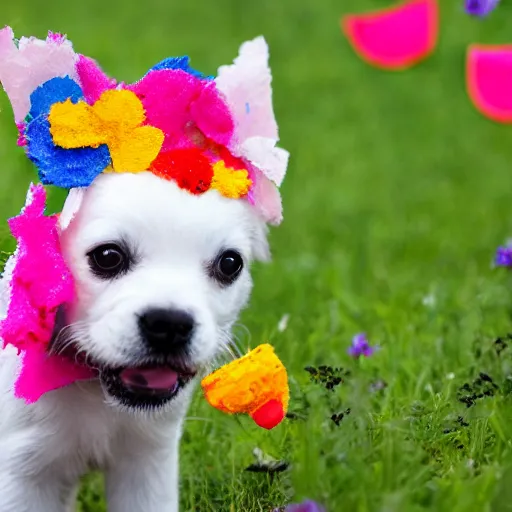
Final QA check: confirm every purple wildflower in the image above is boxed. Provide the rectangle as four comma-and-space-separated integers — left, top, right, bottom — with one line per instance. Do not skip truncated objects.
274, 500, 326, 512
465, 0, 500, 17
348, 333, 376, 358
495, 246, 512, 267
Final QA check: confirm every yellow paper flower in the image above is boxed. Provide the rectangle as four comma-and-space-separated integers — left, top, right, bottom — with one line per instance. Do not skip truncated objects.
49, 89, 164, 173
210, 160, 252, 199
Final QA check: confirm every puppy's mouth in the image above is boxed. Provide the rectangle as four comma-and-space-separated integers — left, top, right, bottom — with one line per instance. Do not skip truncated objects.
100, 363, 197, 409
50, 306, 197, 409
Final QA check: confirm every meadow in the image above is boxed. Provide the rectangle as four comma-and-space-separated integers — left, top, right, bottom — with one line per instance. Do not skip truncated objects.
2, 0, 512, 510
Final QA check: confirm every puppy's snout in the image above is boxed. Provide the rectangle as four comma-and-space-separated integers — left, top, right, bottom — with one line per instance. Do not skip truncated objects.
139, 308, 195, 353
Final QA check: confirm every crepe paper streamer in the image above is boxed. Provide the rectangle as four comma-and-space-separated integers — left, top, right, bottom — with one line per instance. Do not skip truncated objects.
150, 148, 214, 194
210, 160, 252, 199
129, 69, 234, 152
465, 0, 500, 17
49, 89, 165, 173
466, 45, 512, 123
0, 27, 78, 123
341, 0, 439, 70
201, 343, 289, 430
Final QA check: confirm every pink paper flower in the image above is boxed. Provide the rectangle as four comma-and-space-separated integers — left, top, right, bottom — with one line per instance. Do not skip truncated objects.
1, 183, 74, 352
0, 183, 95, 403
128, 69, 234, 152
0, 27, 78, 123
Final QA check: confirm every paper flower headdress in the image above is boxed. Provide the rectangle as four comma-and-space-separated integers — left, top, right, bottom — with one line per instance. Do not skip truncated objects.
0, 28, 289, 410
0, 27, 288, 224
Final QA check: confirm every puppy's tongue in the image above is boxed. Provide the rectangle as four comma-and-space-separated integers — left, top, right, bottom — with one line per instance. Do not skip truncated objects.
120, 367, 178, 390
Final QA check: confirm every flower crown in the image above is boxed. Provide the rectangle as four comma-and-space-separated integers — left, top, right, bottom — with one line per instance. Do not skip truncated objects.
0, 27, 288, 225
0, 28, 288, 405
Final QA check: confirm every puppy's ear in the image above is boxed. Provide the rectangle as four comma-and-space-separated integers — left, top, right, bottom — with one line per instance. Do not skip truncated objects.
250, 218, 271, 262
59, 188, 86, 232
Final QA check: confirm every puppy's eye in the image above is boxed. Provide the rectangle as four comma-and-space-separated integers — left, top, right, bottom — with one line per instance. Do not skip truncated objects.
88, 244, 128, 278
211, 250, 244, 285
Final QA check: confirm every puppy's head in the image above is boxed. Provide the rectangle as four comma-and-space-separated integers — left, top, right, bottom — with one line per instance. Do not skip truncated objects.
57, 171, 269, 411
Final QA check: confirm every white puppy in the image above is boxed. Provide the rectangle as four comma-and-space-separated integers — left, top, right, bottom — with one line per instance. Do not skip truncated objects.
0, 171, 269, 512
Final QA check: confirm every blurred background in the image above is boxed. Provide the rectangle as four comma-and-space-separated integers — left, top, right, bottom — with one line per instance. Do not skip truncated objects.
3, 1, 512, 511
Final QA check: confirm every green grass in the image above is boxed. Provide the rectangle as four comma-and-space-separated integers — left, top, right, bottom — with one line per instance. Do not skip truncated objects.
3, 0, 512, 510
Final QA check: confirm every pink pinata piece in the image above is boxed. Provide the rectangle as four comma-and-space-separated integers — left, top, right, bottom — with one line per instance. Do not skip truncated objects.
1, 183, 74, 352
76, 54, 117, 104
341, 0, 438, 70
15, 349, 95, 404
0, 26, 78, 123
467, 45, 512, 123
129, 69, 234, 152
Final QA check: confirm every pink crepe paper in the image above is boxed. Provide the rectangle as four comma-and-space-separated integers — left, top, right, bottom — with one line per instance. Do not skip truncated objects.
14, 348, 95, 404
466, 45, 512, 123
240, 136, 288, 187
128, 69, 234, 152
341, 0, 439, 70
216, 36, 278, 142
0, 183, 95, 403
250, 168, 283, 225
76, 54, 117, 104
215, 37, 289, 191
0, 27, 78, 123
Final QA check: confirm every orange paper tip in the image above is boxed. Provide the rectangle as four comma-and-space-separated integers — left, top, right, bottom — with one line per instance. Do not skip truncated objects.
201, 343, 289, 429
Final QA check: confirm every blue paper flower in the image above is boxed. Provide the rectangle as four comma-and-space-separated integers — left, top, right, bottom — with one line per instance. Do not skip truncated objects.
28, 76, 83, 120
24, 76, 111, 188
149, 56, 212, 80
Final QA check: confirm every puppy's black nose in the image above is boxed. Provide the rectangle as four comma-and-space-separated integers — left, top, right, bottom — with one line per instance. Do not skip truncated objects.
139, 308, 195, 353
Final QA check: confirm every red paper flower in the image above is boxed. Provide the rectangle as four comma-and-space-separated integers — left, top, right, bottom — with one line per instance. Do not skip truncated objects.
150, 148, 214, 194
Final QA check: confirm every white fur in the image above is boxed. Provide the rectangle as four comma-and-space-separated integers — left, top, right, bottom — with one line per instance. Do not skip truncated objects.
0, 172, 269, 511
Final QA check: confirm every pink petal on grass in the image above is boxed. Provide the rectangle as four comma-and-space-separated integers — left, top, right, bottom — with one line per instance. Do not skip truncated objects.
467, 45, 512, 123
341, 0, 439, 70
